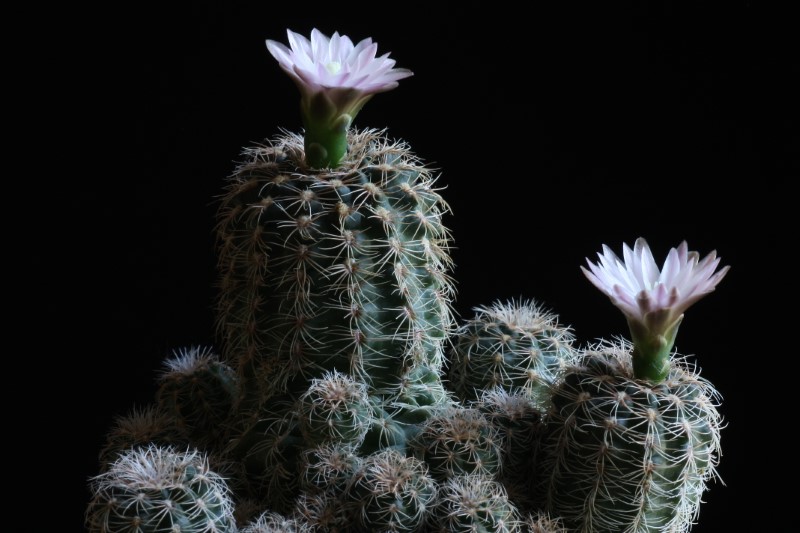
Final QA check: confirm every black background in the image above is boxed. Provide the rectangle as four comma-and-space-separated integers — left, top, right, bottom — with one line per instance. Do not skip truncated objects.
71, 1, 795, 530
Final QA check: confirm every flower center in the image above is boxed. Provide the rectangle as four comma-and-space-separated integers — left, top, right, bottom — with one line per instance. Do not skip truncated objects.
325, 61, 342, 75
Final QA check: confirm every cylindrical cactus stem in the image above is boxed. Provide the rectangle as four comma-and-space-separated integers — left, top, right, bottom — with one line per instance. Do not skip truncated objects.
351, 449, 438, 532
156, 346, 238, 448
86, 445, 236, 533
448, 299, 576, 408
411, 406, 503, 482
539, 340, 723, 533
431, 475, 523, 533
215, 129, 455, 410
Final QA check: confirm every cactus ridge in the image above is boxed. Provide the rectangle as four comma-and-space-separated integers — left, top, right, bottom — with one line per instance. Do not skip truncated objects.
352, 449, 438, 532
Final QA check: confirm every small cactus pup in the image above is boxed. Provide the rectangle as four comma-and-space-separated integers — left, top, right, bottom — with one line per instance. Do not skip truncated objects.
156, 346, 238, 449
86, 444, 236, 533
431, 475, 523, 533
238, 511, 312, 533
351, 449, 438, 532
411, 406, 503, 482
98, 404, 186, 470
217, 27, 455, 510
448, 299, 577, 407
541, 238, 729, 532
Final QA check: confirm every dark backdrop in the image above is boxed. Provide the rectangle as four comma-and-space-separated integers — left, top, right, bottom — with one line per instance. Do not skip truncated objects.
73, 1, 794, 530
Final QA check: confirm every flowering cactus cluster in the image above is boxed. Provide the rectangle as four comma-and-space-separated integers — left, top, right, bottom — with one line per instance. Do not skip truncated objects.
86, 28, 729, 532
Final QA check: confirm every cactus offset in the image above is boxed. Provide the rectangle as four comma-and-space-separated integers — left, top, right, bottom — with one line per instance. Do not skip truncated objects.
431, 475, 523, 533
449, 299, 576, 407
98, 404, 186, 470
238, 511, 312, 533
156, 346, 238, 448
86, 445, 236, 533
411, 407, 503, 482
352, 449, 438, 532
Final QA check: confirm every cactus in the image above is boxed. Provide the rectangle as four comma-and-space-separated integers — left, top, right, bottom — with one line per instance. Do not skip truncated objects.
238, 511, 312, 533
215, 125, 457, 506
156, 346, 238, 448
411, 407, 503, 482
86, 445, 235, 533
448, 299, 576, 407
86, 29, 731, 533
431, 475, 523, 533
98, 404, 186, 469
474, 388, 544, 513
351, 449, 438, 532
215, 128, 454, 403
539, 341, 723, 532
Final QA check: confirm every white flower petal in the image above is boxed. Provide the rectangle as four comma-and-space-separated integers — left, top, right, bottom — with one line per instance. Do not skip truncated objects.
310, 28, 329, 61
659, 246, 681, 286
637, 238, 661, 288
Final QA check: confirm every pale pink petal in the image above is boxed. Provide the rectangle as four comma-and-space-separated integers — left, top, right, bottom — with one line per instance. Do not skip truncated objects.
287, 29, 311, 57
310, 28, 330, 61
636, 238, 661, 289
267, 29, 411, 98
583, 238, 728, 335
